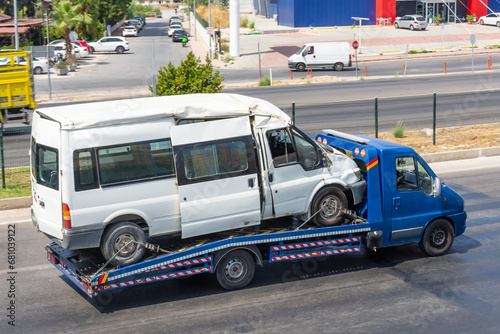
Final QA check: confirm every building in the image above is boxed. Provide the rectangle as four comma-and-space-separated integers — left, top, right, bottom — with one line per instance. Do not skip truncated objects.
274, 0, 500, 28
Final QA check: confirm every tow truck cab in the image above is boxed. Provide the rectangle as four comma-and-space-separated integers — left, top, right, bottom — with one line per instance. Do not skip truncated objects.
316, 130, 466, 251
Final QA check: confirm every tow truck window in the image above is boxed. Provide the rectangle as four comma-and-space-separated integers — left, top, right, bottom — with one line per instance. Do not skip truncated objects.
395, 157, 432, 195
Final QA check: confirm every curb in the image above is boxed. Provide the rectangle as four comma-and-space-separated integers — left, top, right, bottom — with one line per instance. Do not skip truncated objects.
0, 197, 32, 211
2, 146, 499, 211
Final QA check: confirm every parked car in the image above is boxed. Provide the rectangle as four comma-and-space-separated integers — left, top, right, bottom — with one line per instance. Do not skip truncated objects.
169, 15, 180, 25
127, 19, 143, 30
73, 40, 92, 54
394, 15, 428, 31
172, 29, 188, 42
87, 37, 130, 54
135, 14, 146, 25
478, 13, 500, 27
32, 57, 49, 74
53, 42, 88, 58
123, 25, 139, 37
53, 44, 81, 59
168, 22, 183, 36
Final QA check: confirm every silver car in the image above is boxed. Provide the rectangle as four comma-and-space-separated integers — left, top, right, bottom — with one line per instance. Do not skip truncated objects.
394, 15, 428, 31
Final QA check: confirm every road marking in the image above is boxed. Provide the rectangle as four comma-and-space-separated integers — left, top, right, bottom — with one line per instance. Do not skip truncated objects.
0, 219, 32, 226
0, 264, 53, 274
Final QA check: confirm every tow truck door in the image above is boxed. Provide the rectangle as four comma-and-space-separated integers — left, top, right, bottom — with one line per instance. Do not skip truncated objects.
170, 117, 261, 239
391, 155, 441, 241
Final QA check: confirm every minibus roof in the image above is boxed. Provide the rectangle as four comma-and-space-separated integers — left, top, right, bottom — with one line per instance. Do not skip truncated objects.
36, 93, 291, 130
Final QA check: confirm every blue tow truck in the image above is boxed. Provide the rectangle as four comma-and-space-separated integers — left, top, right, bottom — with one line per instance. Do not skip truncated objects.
46, 130, 466, 298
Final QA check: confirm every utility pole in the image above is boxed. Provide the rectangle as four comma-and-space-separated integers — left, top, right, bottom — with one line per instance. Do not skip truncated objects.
14, 0, 19, 50
43, 0, 52, 100
208, 0, 212, 59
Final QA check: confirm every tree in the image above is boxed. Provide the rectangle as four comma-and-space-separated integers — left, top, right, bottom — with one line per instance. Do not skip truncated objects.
51, 1, 84, 58
97, 0, 133, 22
151, 52, 224, 96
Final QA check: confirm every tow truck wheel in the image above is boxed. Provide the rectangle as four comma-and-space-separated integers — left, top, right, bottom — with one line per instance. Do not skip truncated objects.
419, 219, 454, 256
312, 187, 348, 226
216, 250, 255, 290
101, 222, 146, 267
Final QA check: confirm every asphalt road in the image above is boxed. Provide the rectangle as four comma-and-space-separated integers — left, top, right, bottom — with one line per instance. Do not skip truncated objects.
1, 157, 499, 333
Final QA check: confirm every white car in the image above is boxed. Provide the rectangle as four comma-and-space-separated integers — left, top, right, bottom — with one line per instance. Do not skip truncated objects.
87, 37, 130, 54
168, 23, 183, 36
54, 42, 89, 58
53, 44, 81, 59
478, 13, 500, 27
394, 15, 428, 31
31, 57, 49, 74
0, 56, 49, 74
123, 25, 138, 37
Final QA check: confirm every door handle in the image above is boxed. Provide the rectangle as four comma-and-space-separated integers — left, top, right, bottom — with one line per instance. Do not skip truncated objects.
393, 197, 400, 207
248, 178, 254, 188
268, 173, 273, 183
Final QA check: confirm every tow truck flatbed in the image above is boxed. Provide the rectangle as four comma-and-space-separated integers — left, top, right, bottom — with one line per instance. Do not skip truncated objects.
46, 219, 370, 298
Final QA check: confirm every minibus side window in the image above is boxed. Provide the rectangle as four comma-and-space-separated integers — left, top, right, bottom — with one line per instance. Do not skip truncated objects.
74, 149, 98, 191
97, 139, 175, 186
183, 140, 248, 179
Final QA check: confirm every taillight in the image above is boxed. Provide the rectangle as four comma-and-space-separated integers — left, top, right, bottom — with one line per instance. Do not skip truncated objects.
414, 21, 418, 24
62, 203, 71, 228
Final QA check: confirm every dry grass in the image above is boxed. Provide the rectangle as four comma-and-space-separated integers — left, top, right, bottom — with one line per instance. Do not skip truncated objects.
197, 5, 229, 29
375, 123, 500, 155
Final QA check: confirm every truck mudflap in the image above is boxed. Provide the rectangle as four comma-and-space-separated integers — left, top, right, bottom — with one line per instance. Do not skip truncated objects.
46, 222, 371, 298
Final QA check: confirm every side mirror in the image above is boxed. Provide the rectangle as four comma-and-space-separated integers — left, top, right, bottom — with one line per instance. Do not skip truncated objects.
433, 177, 442, 197
302, 50, 307, 57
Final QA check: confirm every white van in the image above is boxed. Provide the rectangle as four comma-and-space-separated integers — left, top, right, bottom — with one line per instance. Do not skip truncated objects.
31, 93, 365, 266
288, 42, 352, 72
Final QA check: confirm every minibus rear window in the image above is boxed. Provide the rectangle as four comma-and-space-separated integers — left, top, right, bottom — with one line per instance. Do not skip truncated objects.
32, 142, 59, 190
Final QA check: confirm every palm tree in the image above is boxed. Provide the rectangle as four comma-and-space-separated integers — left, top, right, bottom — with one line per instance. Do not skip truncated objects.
51, 1, 85, 58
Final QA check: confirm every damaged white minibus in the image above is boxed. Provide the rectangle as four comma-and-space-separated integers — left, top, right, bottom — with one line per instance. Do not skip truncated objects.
31, 93, 365, 266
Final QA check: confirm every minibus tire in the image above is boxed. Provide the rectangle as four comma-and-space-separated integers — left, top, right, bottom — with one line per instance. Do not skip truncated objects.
216, 250, 255, 290
101, 222, 146, 267
311, 187, 347, 226
419, 219, 454, 256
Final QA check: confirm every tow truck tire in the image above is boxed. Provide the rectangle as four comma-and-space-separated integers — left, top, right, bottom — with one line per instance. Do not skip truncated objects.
101, 222, 146, 267
419, 219, 454, 256
311, 187, 348, 226
216, 250, 255, 290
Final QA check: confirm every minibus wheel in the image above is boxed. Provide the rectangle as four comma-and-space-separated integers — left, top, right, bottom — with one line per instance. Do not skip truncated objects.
311, 187, 347, 226
101, 222, 146, 267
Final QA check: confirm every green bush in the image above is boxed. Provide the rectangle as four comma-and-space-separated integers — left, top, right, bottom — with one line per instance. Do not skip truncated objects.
151, 52, 224, 96
241, 17, 248, 28
224, 55, 233, 63
393, 120, 406, 138
249, 21, 255, 29
221, 43, 229, 53
258, 77, 271, 86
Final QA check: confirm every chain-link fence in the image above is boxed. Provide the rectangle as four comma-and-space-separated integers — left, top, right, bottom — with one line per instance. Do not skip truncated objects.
0, 125, 31, 199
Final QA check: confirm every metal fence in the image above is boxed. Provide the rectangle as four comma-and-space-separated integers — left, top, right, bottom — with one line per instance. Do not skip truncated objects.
1, 125, 31, 197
